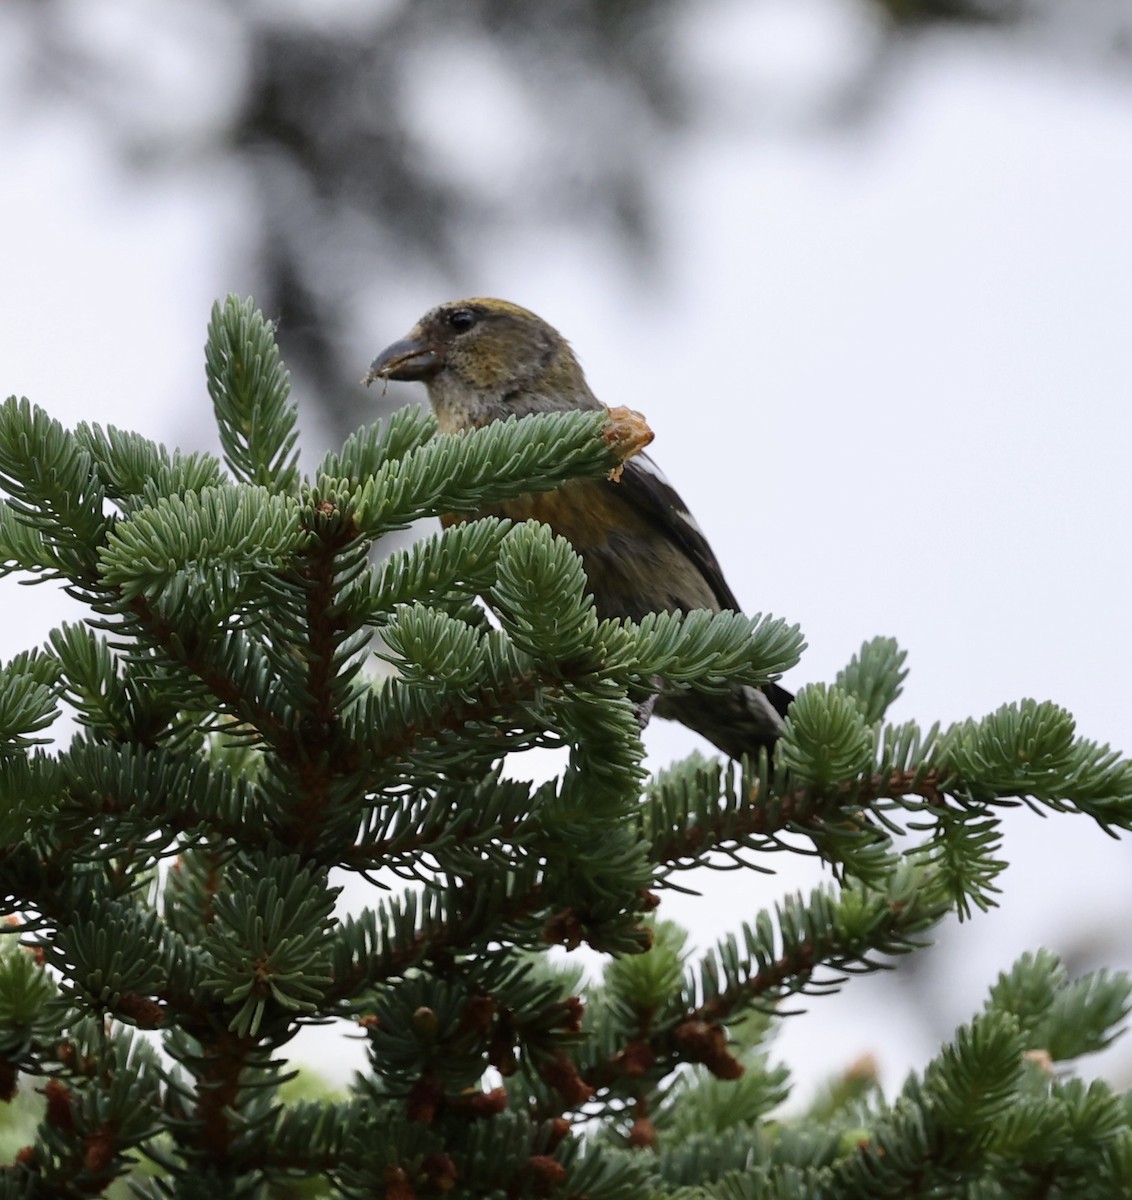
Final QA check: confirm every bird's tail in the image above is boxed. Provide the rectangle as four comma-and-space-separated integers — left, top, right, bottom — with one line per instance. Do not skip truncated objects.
653, 682, 792, 761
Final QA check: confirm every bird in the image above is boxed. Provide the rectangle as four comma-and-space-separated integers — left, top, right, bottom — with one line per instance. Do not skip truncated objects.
365, 297, 791, 760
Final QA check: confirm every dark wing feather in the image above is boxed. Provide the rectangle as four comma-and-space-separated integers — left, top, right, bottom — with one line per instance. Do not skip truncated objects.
615, 452, 742, 612
616, 452, 794, 723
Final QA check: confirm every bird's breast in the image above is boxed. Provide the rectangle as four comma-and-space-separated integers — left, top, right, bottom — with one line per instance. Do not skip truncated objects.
442, 478, 719, 621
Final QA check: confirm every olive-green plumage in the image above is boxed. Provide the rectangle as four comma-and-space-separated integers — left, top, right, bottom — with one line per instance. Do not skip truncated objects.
368, 298, 791, 759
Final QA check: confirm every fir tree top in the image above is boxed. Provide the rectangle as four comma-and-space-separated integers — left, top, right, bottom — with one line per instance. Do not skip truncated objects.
0, 297, 1129, 1198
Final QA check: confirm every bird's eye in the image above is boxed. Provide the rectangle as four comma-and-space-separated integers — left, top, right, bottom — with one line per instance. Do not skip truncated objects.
446, 308, 478, 333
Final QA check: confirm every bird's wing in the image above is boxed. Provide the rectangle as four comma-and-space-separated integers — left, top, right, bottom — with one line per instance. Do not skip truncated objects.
616, 452, 743, 612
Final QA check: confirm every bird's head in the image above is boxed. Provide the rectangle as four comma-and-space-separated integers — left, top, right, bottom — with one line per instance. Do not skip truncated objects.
365, 298, 600, 431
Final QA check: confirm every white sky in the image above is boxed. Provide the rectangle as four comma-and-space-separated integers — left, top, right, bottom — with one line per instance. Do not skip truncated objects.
2, 0, 1131, 1099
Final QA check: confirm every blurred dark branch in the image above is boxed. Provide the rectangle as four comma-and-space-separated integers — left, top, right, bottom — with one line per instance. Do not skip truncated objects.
10, 0, 1132, 442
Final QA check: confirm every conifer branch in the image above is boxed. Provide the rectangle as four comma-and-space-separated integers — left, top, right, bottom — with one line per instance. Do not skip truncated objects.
0, 299, 1129, 1196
